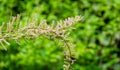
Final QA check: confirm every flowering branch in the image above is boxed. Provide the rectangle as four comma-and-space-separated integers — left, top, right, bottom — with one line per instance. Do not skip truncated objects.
0, 15, 82, 70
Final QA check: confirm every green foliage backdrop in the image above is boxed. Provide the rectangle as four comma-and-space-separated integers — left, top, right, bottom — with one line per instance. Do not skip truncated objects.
0, 0, 120, 70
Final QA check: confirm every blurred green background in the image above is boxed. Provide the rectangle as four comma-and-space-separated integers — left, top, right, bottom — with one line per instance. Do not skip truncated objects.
0, 0, 120, 70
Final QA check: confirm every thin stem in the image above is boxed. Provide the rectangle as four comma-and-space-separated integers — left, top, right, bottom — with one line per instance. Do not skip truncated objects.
60, 36, 72, 70
61, 37, 72, 56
